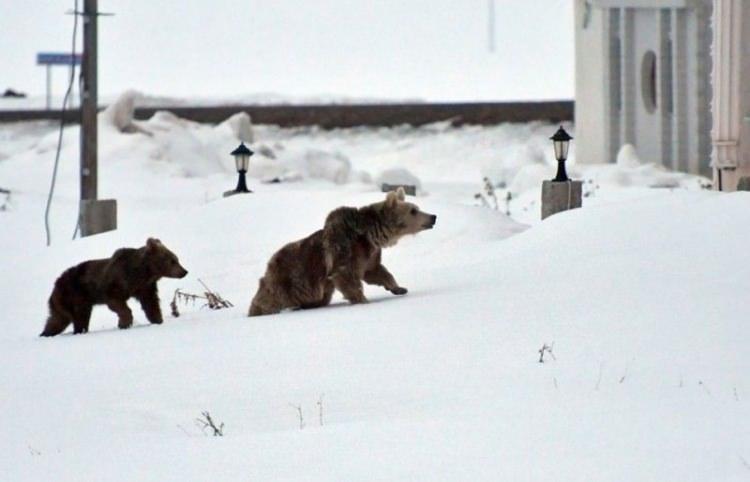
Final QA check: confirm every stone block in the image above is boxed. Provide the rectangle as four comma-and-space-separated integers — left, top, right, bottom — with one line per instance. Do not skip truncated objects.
541, 180, 582, 220
79, 199, 117, 237
381, 183, 416, 196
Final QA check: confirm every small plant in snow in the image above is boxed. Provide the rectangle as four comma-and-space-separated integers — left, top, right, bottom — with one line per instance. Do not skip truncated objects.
538, 342, 555, 363
170, 279, 233, 317
195, 411, 224, 437
474, 177, 499, 211
317, 394, 325, 427
583, 179, 599, 198
290, 403, 305, 430
0, 187, 11, 211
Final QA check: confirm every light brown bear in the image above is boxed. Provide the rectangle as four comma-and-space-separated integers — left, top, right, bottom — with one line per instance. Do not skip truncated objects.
40, 238, 188, 336
248, 187, 436, 316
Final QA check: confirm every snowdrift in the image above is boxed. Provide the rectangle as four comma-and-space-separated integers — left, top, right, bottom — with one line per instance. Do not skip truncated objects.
1, 182, 749, 480
0, 106, 744, 481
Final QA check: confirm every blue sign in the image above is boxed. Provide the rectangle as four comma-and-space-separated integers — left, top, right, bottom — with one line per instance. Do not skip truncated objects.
36, 52, 82, 66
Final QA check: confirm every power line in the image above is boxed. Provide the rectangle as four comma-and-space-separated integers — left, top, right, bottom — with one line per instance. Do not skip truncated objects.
44, 0, 80, 246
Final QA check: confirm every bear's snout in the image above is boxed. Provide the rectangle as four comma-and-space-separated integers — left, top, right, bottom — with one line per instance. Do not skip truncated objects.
423, 214, 437, 229
171, 266, 188, 279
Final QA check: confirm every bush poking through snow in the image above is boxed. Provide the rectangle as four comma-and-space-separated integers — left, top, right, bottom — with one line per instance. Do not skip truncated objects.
169, 280, 233, 317
195, 411, 224, 437
474, 177, 499, 211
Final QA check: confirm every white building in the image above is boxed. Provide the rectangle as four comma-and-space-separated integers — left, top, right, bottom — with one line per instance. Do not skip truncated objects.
576, 0, 750, 190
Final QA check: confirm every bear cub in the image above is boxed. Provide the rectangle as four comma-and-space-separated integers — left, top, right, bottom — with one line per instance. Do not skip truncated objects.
249, 187, 436, 316
40, 238, 188, 337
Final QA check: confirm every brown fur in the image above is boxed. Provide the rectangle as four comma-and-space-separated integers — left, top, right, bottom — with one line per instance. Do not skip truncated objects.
40, 238, 188, 337
249, 188, 436, 316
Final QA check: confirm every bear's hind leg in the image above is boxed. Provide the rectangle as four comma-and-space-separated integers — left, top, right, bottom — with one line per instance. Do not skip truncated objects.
331, 270, 368, 304
299, 280, 335, 309
248, 278, 286, 316
72, 304, 93, 334
107, 299, 133, 329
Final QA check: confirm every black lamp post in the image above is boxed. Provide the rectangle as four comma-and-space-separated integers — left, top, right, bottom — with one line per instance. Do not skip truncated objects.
550, 126, 573, 182
230, 142, 253, 193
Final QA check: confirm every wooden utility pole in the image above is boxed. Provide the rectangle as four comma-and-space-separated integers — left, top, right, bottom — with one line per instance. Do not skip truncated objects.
79, 0, 116, 237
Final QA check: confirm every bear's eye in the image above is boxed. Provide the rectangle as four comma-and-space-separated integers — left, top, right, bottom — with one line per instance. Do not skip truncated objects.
410, 208, 417, 216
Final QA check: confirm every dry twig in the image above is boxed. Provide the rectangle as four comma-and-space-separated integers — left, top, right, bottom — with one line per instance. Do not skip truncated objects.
170, 281, 233, 318
195, 411, 224, 437
538, 343, 556, 363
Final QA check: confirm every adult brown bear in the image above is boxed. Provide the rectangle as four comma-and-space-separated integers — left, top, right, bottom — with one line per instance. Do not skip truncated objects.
248, 188, 436, 316
40, 238, 188, 336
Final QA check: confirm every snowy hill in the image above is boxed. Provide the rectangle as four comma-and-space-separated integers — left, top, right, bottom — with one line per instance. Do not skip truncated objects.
0, 109, 748, 481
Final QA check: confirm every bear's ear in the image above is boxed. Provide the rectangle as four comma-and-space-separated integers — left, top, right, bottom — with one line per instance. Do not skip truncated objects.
146, 237, 162, 250
385, 190, 400, 207
396, 186, 406, 201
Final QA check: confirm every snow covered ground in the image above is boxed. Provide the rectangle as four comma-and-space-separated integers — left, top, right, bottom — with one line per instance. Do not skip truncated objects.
1, 105, 747, 481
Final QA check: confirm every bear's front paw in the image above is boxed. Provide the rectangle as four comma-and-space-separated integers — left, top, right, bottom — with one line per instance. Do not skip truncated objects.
390, 287, 408, 295
118, 319, 133, 329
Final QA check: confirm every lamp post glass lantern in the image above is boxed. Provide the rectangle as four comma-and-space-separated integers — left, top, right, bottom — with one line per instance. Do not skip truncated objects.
550, 125, 573, 182
230, 142, 253, 193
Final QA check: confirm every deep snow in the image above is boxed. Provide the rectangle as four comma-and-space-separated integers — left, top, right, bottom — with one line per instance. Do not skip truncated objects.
0, 107, 747, 481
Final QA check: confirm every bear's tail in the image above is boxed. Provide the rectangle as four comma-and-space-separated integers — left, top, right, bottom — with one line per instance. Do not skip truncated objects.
40, 315, 71, 337
40, 298, 73, 337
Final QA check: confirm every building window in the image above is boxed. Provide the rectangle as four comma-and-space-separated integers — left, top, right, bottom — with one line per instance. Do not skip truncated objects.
641, 50, 658, 113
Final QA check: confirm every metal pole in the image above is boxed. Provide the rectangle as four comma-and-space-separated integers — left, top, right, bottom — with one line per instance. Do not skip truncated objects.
80, 0, 98, 204
46, 65, 51, 110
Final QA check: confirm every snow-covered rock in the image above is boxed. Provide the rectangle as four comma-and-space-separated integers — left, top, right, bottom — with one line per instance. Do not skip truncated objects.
295, 149, 352, 184
375, 168, 422, 192
100, 89, 148, 134
218, 111, 253, 143
616, 143, 642, 168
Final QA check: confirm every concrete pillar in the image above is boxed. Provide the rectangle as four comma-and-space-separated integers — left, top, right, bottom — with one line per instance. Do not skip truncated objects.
541, 181, 583, 220
79, 199, 117, 237
711, 0, 749, 190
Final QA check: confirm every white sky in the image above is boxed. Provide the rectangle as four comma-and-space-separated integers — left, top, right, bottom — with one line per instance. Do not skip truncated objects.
0, 0, 574, 102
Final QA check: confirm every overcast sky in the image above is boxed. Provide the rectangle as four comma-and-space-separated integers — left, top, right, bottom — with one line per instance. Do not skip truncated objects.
1, 0, 574, 102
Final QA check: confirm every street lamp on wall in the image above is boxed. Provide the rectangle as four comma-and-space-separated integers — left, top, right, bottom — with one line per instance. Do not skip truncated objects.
550, 125, 573, 182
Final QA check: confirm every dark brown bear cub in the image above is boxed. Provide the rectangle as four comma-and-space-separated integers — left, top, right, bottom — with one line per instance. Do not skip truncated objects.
249, 187, 436, 316
40, 238, 188, 337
